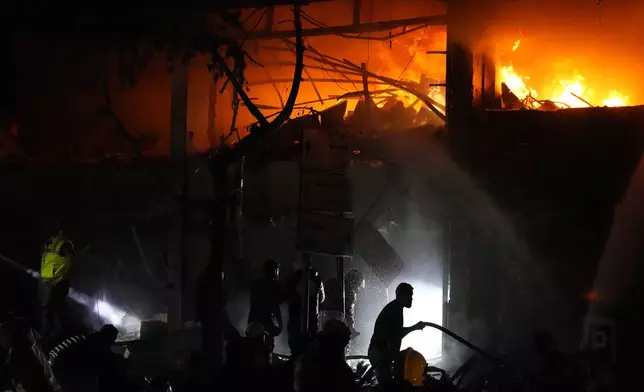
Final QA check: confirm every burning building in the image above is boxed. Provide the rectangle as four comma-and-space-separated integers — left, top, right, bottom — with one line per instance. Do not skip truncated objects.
1, 0, 644, 389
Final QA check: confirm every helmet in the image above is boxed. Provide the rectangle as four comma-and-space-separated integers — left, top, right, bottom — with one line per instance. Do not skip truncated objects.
393, 348, 426, 386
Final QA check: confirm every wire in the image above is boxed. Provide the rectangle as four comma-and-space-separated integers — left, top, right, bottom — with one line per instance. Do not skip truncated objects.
300, 9, 426, 41
220, 8, 270, 146
394, 26, 428, 83
241, 8, 269, 47
388, 0, 393, 48
300, 9, 328, 28
367, 0, 375, 67
303, 37, 352, 94
340, 26, 428, 41
241, 7, 261, 25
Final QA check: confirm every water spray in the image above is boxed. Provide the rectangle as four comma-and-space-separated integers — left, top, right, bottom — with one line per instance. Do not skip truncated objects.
0, 252, 141, 335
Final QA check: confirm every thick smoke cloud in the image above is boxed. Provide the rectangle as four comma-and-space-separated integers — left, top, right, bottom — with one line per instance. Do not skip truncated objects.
346, 131, 567, 370
590, 154, 644, 314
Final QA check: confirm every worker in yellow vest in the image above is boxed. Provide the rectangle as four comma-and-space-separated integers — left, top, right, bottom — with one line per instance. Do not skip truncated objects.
39, 231, 76, 343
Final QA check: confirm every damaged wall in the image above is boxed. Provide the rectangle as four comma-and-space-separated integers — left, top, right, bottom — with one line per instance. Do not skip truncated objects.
453, 106, 644, 359
4, 0, 447, 159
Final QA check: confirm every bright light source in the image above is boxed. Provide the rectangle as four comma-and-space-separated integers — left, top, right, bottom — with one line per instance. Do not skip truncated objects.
68, 289, 141, 338
4, 256, 141, 340
398, 280, 443, 361
94, 299, 127, 326
68, 289, 126, 325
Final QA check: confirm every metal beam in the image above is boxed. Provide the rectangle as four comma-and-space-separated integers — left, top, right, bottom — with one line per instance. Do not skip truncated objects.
248, 77, 394, 86
227, 0, 330, 9
246, 14, 447, 40
264, 6, 275, 32
168, 57, 187, 332
353, 0, 361, 25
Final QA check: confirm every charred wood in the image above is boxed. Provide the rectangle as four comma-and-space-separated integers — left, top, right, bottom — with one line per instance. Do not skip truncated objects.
539, 100, 560, 112
571, 92, 593, 108
501, 83, 525, 110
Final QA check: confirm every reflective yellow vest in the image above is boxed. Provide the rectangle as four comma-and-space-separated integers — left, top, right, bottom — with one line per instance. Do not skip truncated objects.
40, 234, 73, 279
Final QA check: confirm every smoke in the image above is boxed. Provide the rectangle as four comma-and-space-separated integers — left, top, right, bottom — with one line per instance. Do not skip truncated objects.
346, 226, 444, 362
380, 211, 444, 361
224, 284, 296, 355
67, 288, 141, 338
347, 130, 564, 370
10, 0, 644, 160
590, 154, 644, 315
223, 123, 562, 370
399, 279, 444, 361
0, 252, 141, 340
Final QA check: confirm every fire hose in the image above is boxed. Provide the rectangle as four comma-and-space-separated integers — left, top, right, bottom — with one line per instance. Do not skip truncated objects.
0, 252, 138, 329
421, 322, 506, 367
274, 321, 528, 385
274, 324, 509, 366
358, 323, 529, 390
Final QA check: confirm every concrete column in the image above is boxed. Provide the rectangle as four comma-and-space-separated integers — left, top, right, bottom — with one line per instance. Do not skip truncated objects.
168, 57, 188, 332
446, 0, 495, 163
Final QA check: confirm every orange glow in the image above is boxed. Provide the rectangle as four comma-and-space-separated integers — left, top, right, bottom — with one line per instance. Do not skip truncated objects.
585, 290, 599, 302
499, 42, 631, 109
230, 24, 447, 139
371, 29, 447, 113
500, 64, 537, 100
603, 91, 629, 107
512, 39, 521, 52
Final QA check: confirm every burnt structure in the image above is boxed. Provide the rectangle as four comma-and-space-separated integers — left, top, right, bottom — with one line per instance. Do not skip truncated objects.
443, 1, 644, 382
1, 2, 643, 388
446, 106, 644, 360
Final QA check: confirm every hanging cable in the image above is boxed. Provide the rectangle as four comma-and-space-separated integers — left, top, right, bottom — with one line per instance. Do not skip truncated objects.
367, 0, 375, 67
300, 9, 426, 41
241, 8, 269, 47
394, 27, 428, 83
304, 37, 352, 93
388, 0, 393, 48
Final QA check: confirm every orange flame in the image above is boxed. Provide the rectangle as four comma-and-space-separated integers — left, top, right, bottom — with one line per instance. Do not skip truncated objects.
603, 91, 629, 107
499, 42, 630, 109
512, 39, 521, 52
500, 64, 537, 99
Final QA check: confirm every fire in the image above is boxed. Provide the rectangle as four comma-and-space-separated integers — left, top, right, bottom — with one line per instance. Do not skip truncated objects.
499, 64, 537, 100
371, 29, 447, 115
499, 42, 630, 109
603, 91, 629, 107
512, 39, 521, 52
552, 75, 587, 108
